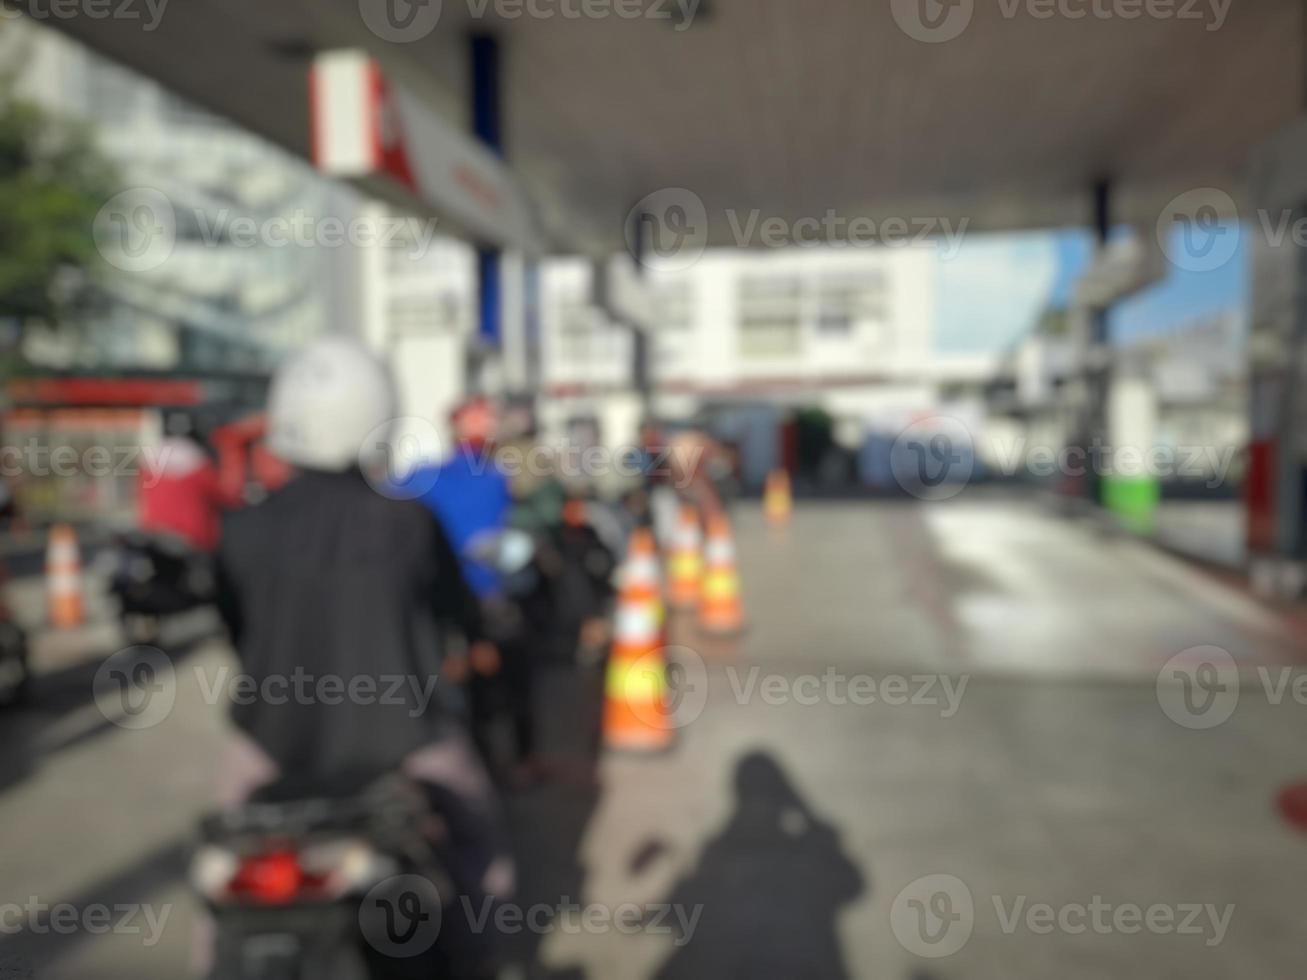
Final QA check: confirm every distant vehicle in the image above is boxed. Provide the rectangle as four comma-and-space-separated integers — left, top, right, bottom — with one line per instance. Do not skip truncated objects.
193, 774, 461, 979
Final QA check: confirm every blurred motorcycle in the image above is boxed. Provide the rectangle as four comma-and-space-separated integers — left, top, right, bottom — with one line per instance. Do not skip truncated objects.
109, 531, 215, 644
0, 600, 30, 707
193, 774, 463, 979
0, 545, 30, 707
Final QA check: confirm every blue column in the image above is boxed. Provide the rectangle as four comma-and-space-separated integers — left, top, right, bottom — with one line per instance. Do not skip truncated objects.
477, 249, 501, 348
471, 33, 502, 349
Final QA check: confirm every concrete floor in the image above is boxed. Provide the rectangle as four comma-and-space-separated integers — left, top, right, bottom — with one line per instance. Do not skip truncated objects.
542, 500, 1307, 979
1153, 499, 1247, 569
2, 497, 1306, 978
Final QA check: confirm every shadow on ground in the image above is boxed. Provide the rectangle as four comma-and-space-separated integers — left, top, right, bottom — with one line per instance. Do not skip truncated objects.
641, 751, 865, 980
0, 617, 219, 797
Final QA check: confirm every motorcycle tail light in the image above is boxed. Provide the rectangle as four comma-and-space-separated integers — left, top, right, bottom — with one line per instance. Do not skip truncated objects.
192, 838, 394, 906
226, 850, 328, 905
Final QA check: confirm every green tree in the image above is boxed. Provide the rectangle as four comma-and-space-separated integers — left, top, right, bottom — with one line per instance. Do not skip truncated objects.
0, 56, 117, 336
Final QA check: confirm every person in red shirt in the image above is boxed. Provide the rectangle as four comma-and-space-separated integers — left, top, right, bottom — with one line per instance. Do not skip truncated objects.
138, 413, 231, 552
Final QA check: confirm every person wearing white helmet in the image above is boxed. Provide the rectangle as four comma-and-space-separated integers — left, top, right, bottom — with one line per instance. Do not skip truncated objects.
211, 336, 512, 967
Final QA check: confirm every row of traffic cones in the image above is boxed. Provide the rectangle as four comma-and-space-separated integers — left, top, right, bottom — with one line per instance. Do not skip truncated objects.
604, 492, 763, 753
667, 505, 744, 634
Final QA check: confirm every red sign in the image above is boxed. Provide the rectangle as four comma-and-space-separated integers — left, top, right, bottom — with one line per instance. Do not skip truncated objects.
5, 378, 204, 407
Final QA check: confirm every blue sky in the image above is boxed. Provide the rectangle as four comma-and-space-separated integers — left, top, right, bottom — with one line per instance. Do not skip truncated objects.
934, 231, 1071, 355
1109, 224, 1248, 343
933, 224, 1247, 354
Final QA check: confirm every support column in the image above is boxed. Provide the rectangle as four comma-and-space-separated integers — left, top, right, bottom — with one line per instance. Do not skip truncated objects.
469, 33, 502, 393
1104, 362, 1161, 534
1246, 232, 1305, 593
1071, 179, 1113, 508
523, 257, 542, 392
1264, 207, 1307, 589
1244, 28, 1307, 596
499, 250, 540, 393
629, 210, 654, 416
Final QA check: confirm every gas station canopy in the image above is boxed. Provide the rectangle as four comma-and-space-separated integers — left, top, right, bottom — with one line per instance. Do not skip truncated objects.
21, 0, 1303, 251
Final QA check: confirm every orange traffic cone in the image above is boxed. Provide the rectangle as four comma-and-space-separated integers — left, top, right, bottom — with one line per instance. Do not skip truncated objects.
603, 527, 674, 753
47, 523, 85, 629
763, 469, 792, 526
699, 513, 744, 635
666, 504, 703, 611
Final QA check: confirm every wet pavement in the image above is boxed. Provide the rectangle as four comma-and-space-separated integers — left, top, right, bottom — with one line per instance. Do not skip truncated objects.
2, 496, 1306, 978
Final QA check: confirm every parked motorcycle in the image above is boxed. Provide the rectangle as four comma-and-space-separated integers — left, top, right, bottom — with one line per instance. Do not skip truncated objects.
193, 774, 464, 979
109, 531, 215, 644
0, 551, 30, 707
0, 606, 29, 707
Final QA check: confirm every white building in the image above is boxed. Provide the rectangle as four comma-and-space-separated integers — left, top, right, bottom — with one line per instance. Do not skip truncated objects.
645, 247, 939, 411
537, 245, 988, 484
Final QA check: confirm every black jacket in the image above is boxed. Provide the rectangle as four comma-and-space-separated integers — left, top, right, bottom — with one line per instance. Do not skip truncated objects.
215, 469, 484, 779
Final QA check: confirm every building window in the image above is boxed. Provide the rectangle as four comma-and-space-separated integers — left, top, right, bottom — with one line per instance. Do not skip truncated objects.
738, 275, 802, 359
555, 300, 596, 364
815, 271, 886, 335
652, 280, 694, 332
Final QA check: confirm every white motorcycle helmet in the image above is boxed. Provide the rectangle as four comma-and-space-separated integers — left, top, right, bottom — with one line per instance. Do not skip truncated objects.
267, 336, 397, 472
